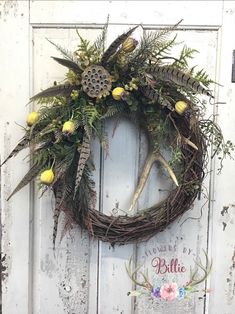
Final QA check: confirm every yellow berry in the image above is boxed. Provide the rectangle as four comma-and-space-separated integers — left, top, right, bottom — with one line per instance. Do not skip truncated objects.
112, 87, 125, 101
122, 37, 138, 53
70, 90, 79, 100
26, 111, 39, 126
40, 169, 54, 185
175, 101, 188, 115
62, 121, 75, 134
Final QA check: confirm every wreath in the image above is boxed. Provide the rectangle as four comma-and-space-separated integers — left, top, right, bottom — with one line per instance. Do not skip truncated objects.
2, 21, 233, 246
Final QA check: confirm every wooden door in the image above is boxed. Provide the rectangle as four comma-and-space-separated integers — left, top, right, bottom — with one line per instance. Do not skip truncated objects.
1, 1, 235, 314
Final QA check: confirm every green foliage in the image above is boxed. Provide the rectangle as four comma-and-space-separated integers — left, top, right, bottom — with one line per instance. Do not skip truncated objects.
93, 15, 109, 55
173, 45, 198, 69
200, 119, 235, 172
193, 68, 216, 87
75, 30, 101, 66
47, 39, 75, 61
4, 22, 234, 245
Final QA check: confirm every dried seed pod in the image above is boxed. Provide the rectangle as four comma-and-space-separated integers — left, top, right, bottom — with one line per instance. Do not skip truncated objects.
81, 65, 112, 98
122, 37, 138, 53
40, 169, 55, 185
27, 111, 39, 126
175, 101, 188, 115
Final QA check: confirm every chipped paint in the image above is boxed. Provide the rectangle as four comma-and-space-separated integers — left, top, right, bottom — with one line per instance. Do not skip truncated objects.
226, 248, 235, 305
1, 131, 13, 287
57, 229, 90, 313
219, 204, 235, 231
0, 254, 8, 282
0, 0, 18, 19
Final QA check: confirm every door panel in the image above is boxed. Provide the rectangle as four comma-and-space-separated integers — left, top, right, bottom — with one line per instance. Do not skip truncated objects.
1, 1, 235, 314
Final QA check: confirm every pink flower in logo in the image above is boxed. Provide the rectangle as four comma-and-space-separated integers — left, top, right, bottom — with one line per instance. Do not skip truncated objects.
160, 283, 178, 301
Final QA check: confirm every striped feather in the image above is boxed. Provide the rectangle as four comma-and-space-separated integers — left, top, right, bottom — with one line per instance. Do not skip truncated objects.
101, 25, 138, 65
0, 136, 29, 167
30, 83, 75, 101
141, 86, 174, 111
52, 180, 64, 249
7, 163, 42, 201
73, 131, 91, 200
148, 65, 213, 98
51, 56, 82, 74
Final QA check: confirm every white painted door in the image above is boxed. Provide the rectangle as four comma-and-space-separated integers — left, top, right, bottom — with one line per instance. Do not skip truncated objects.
1, 1, 235, 314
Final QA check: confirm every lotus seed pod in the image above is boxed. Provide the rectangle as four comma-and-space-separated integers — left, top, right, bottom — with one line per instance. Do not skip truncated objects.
81, 65, 112, 98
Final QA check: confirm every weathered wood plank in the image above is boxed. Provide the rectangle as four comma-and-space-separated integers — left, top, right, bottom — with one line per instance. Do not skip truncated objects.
207, 2, 235, 314
30, 0, 223, 26
0, 1, 31, 314
134, 28, 218, 314
97, 118, 139, 314
32, 27, 101, 314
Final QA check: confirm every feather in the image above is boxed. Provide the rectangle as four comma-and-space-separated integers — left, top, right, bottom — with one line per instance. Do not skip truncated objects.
58, 211, 74, 245
30, 83, 75, 101
51, 56, 82, 74
147, 65, 214, 98
141, 86, 174, 111
52, 180, 64, 249
7, 163, 42, 201
0, 136, 29, 167
73, 131, 91, 199
101, 25, 138, 65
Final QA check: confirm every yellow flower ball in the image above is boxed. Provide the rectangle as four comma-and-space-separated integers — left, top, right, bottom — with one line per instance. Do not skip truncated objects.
62, 121, 75, 134
40, 169, 54, 185
175, 101, 188, 115
122, 37, 138, 53
112, 87, 125, 101
26, 111, 39, 126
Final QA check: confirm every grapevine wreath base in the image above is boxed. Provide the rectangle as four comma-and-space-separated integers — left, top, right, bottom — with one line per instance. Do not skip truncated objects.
80, 115, 206, 244
2, 22, 232, 246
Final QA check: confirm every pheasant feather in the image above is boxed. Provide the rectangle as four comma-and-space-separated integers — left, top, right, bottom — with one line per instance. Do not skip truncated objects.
52, 180, 64, 249
101, 25, 138, 65
147, 66, 213, 98
30, 83, 75, 101
141, 86, 174, 111
0, 136, 29, 167
51, 56, 82, 74
7, 163, 43, 201
73, 131, 91, 200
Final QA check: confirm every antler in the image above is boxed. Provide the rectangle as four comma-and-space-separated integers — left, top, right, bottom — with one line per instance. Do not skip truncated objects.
128, 150, 179, 211
186, 250, 212, 287
125, 257, 153, 291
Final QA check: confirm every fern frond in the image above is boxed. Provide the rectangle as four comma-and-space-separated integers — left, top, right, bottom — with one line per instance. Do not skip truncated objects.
194, 68, 216, 87
173, 45, 198, 69
127, 20, 182, 70
93, 15, 109, 54
101, 103, 126, 119
82, 105, 100, 127
47, 39, 75, 61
